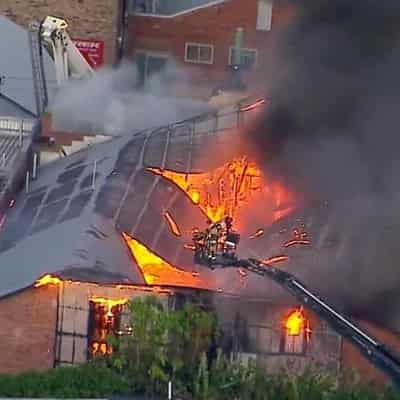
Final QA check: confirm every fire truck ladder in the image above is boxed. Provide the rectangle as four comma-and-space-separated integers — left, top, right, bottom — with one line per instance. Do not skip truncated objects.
239, 258, 400, 386
29, 20, 48, 116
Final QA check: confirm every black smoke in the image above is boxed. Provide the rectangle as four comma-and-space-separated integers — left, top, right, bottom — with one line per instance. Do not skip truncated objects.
248, 0, 400, 329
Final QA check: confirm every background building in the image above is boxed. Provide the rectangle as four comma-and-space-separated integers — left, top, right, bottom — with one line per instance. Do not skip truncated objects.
127, 0, 294, 96
0, 0, 124, 66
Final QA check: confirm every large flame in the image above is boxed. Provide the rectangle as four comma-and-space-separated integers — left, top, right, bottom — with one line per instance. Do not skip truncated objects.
35, 274, 61, 287
122, 232, 211, 290
285, 308, 305, 336
147, 156, 293, 225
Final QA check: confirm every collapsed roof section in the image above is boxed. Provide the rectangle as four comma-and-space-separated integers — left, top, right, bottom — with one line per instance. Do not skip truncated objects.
0, 98, 288, 299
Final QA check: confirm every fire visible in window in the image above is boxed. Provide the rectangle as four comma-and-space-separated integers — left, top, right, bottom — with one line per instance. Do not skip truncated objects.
281, 307, 311, 354
88, 298, 128, 357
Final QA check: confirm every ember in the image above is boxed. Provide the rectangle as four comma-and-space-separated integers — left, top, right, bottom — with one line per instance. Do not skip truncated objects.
240, 98, 267, 112
249, 228, 264, 239
262, 255, 290, 265
285, 308, 305, 336
283, 228, 311, 248
122, 232, 211, 289
283, 239, 311, 248
163, 211, 181, 237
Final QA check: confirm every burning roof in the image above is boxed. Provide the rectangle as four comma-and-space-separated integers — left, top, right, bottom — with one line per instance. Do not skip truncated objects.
0, 98, 307, 301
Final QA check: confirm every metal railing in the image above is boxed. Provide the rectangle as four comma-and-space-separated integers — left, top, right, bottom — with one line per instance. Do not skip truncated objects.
0, 117, 34, 135
132, 94, 267, 140
0, 117, 35, 169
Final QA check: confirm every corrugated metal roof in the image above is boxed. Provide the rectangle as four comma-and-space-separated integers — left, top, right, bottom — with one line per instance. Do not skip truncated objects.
0, 16, 56, 116
0, 100, 287, 300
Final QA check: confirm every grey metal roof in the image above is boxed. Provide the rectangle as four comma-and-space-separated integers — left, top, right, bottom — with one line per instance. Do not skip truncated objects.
0, 94, 35, 118
0, 16, 56, 116
0, 99, 291, 301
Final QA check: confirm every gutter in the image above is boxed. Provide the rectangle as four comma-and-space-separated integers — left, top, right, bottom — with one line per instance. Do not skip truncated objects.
134, 0, 227, 19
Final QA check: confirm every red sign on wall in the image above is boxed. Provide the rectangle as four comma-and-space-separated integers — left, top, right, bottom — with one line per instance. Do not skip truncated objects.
73, 39, 105, 68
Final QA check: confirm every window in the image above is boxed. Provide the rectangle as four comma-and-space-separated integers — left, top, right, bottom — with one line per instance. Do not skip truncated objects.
280, 308, 311, 355
135, 50, 169, 86
184, 43, 214, 64
128, 0, 161, 14
88, 299, 127, 357
257, 0, 273, 31
229, 48, 258, 68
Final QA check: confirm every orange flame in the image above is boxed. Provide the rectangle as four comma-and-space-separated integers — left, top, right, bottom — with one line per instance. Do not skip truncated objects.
35, 274, 61, 287
163, 211, 181, 237
262, 255, 290, 265
283, 239, 311, 248
147, 157, 263, 223
240, 99, 267, 112
122, 232, 211, 290
285, 308, 305, 336
249, 228, 264, 239
90, 297, 128, 309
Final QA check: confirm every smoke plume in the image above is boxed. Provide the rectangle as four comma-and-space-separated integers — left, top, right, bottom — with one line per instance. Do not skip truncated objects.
50, 61, 215, 136
249, 0, 400, 329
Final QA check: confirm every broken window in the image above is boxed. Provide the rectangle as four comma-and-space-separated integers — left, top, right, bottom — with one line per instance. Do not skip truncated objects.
184, 43, 214, 64
88, 300, 127, 357
280, 308, 310, 354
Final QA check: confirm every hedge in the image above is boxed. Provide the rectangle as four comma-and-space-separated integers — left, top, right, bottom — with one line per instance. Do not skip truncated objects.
0, 362, 131, 398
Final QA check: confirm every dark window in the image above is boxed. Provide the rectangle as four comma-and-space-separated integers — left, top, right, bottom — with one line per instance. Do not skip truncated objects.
135, 51, 168, 87
229, 48, 258, 67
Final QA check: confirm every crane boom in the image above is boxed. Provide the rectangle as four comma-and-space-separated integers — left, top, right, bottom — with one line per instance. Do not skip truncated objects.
39, 16, 93, 85
241, 258, 400, 386
192, 217, 400, 386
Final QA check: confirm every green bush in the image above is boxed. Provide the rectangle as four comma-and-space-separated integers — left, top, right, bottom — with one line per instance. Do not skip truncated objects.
0, 362, 131, 398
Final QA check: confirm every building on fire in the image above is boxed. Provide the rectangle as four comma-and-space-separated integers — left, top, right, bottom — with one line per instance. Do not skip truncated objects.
0, 94, 399, 385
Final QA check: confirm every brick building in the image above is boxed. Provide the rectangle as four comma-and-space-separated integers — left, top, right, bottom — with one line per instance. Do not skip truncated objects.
127, 0, 295, 96
0, 103, 400, 386
0, 0, 125, 65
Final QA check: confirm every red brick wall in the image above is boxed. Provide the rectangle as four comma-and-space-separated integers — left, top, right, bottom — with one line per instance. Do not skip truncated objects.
0, 286, 58, 374
129, 0, 296, 91
41, 112, 86, 146
0, 0, 121, 65
341, 320, 400, 386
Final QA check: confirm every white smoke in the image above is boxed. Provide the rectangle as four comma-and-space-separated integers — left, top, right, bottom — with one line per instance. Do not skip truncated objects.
50, 60, 216, 136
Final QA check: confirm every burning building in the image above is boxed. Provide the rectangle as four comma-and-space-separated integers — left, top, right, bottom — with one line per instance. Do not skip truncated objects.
0, 96, 399, 386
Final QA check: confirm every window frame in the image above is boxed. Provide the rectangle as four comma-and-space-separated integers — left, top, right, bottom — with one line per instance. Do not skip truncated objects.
135, 49, 170, 80
256, 0, 273, 31
228, 47, 258, 68
184, 42, 215, 65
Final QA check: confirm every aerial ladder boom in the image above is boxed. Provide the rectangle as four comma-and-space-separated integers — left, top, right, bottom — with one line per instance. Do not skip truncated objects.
242, 258, 400, 386
192, 217, 400, 386
39, 16, 94, 85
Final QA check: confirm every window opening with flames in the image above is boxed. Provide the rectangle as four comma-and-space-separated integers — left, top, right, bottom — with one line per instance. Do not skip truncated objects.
88, 298, 130, 357
281, 307, 311, 354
